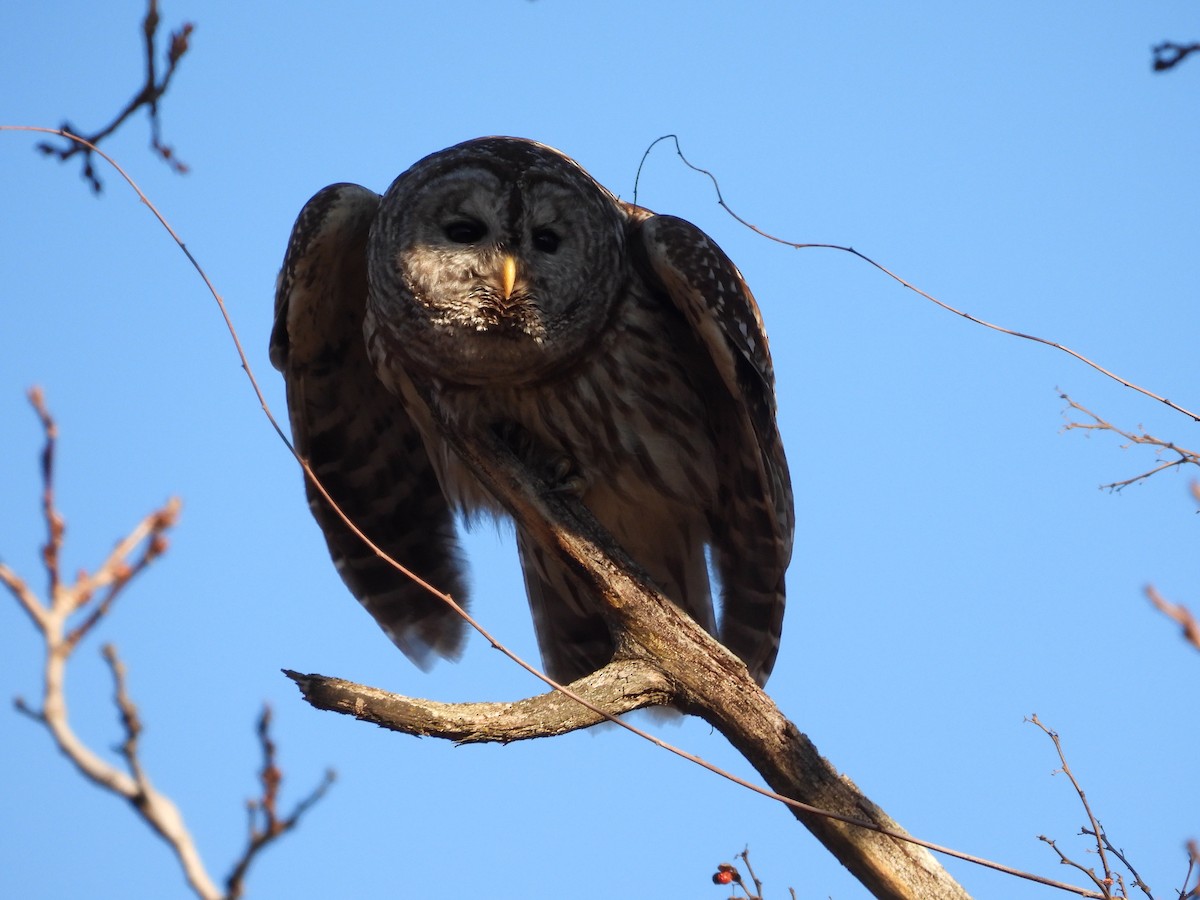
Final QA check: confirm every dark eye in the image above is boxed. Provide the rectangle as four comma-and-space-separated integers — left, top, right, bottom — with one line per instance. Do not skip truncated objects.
532, 227, 561, 254
443, 219, 487, 244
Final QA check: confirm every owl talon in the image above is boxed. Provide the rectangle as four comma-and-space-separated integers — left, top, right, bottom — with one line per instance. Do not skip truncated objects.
548, 457, 588, 496
491, 423, 585, 494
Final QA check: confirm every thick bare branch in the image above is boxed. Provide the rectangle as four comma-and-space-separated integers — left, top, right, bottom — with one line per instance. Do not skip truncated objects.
289, 422, 1120, 898
449, 420, 994, 900
290, 412, 975, 899
286, 656, 672, 743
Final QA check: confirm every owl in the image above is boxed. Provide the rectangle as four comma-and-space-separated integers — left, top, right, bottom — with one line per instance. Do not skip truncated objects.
271, 137, 793, 686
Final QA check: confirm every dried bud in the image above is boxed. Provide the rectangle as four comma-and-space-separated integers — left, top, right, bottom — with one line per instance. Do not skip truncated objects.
168, 23, 194, 64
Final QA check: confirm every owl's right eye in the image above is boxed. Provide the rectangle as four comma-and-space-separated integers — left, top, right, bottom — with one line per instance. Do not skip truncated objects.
443, 219, 488, 244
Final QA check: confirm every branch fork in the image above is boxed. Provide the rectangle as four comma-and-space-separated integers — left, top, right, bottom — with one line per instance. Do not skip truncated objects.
4, 389, 330, 900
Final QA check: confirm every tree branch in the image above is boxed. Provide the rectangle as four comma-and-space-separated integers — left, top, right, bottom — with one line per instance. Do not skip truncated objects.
6, 389, 330, 899
632, 135, 1199, 425
1029, 715, 1116, 896
224, 707, 336, 900
1152, 41, 1200, 72
4, 391, 218, 899
1181, 840, 1199, 899
1061, 396, 1200, 655
1060, 393, 1199, 492
1028, 714, 1170, 899
1146, 585, 1200, 653
288, 408, 975, 899
289, 419, 1123, 897
35, 0, 193, 192
286, 656, 672, 743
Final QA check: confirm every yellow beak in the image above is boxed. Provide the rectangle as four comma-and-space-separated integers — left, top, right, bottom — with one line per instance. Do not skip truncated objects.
500, 255, 518, 301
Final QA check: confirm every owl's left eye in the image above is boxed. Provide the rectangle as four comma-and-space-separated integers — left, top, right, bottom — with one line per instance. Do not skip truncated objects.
531, 227, 561, 254
444, 219, 487, 244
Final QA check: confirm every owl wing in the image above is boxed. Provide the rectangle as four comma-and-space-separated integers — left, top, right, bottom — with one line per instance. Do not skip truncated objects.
625, 204, 794, 684
271, 183, 468, 668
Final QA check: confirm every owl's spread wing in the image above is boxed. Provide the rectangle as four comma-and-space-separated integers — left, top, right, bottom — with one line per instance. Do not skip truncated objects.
271, 183, 468, 668
627, 206, 794, 683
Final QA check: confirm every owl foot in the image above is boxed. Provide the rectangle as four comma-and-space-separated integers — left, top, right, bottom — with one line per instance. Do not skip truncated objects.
493, 422, 588, 496
547, 454, 588, 497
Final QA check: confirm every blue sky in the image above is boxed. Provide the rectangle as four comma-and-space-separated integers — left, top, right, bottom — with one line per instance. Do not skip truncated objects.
2, 2, 1197, 898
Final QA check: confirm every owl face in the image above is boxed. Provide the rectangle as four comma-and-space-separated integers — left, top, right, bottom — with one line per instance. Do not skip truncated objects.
368, 138, 629, 386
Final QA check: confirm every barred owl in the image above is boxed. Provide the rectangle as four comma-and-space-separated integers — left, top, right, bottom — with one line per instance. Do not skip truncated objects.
271, 137, 793, 686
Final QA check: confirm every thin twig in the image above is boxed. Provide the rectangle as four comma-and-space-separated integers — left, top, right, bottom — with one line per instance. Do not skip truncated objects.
35, 0, 193, 191
632, 135, 1199, 424
1061, 395, 1199, 654
1181, 840, 1199, 899
103, 644, 149, 788
1061, 394, 1199, 491
224, 706, 336, 900
738, 848, 764, 900
1081, 828, 1153, 899
30, 386, 64, 602
1038, 836, 1111, 899
1146, 586, 1200, 653
1153, 41, 1200, 72
64, 502, 177, 649
0, 560, 44, 629
1029, 715, 1118, 896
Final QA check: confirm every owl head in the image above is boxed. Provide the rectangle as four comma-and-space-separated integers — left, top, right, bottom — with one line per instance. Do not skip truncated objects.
367, 137, 629, 386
